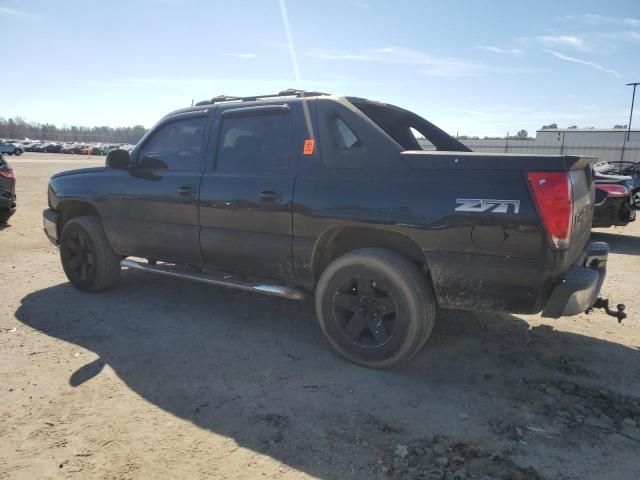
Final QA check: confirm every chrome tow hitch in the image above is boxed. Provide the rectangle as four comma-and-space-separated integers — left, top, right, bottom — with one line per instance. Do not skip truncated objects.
586, 297, 627, 323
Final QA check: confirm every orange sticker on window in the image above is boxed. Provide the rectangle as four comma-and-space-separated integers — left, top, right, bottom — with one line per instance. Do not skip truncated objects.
303, 139, 315, 155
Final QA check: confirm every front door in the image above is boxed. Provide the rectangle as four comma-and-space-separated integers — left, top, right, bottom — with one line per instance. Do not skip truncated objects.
199, 106, 295, 279
102, 112, 208, 265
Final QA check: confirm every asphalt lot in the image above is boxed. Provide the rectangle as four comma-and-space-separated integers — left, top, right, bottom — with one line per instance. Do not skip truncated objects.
1, 152, 640, 479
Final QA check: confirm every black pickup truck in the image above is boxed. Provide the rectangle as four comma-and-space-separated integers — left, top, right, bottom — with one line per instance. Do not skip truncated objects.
42, 90, 617, 368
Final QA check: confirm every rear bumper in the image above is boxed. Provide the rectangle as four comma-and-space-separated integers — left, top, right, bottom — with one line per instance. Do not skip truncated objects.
42, 208, 59, 246
541, 241, 608, 318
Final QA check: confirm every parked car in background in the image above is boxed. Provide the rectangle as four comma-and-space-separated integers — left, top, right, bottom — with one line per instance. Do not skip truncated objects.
0, 140, 23, 156
45, 143, 63, 153
72, 144, 89, 154
593, 161, 640, 209
60, 144, 78, 154
592, 169, 636, 228
0, 153, 16, 224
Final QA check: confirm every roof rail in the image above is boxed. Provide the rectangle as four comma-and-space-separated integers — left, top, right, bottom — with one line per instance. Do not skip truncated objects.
194, 88, 329, 106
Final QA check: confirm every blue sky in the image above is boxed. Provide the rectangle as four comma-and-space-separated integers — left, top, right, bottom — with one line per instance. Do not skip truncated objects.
1, 0, 638, 136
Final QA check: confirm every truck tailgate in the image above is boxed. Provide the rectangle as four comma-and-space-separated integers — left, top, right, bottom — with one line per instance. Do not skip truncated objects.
567, 161, 596, 259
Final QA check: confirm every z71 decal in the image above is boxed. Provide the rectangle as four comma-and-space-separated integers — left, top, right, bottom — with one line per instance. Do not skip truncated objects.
455, 198, 520, 214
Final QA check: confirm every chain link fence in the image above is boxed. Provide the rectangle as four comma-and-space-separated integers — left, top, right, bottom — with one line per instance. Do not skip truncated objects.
419, 138, 640, 164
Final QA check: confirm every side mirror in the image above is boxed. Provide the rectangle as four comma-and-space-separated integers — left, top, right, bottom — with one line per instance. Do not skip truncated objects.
106, 149, 130, 169
138, 156, 168, 170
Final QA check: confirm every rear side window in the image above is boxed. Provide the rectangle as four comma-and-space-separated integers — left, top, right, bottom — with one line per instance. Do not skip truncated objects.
139, 116, 206, 171
216, 113, 291, 172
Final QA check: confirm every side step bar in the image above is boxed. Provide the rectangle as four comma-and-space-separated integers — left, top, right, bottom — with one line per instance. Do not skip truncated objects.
120, 259, 306, 301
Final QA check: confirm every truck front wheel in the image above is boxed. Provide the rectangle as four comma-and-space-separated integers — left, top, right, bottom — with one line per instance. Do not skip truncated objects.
315, 248, 435, 368
60, 216, 121, 292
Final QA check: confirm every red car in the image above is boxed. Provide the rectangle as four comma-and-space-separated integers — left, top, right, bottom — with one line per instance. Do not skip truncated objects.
0, 153, 16, 224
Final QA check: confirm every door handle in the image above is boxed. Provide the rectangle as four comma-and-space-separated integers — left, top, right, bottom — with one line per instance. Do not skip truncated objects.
260, 190, 281, 202
178, 185, 196, 198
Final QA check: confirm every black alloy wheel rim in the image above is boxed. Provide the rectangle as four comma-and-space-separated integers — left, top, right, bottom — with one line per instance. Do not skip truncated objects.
332, 276, 399, 348
63, 230, 95, 282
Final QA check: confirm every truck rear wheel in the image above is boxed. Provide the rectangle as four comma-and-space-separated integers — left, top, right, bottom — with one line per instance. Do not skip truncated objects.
315, 248, 435, 368
60, 216, 120, 292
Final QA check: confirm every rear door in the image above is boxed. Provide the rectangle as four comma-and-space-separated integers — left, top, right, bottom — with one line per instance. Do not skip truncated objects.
198, 104, 296, 279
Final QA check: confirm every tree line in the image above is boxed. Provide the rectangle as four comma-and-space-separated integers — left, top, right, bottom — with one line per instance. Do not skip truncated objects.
0, 117, 147, 144
458, 129, 531, 141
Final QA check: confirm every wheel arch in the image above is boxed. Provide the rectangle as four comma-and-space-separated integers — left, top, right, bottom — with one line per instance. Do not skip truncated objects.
57, 200, 101, 233
311, 227, 427, 284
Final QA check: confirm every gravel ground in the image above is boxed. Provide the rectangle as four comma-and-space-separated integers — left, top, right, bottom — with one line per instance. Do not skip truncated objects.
1, 153, 639, 480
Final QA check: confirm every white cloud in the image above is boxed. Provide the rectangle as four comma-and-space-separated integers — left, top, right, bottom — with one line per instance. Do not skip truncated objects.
224, 53, 257, 60
544, 50, 620, 77
0, 6, 36, 17
598, 31, 640, 43
309, 46, 484, 77
559, 14, 640, 28
308, 46, 545, 77
89, 76, 399, 91
536, 35, 587, 51
476, 46, 524, 54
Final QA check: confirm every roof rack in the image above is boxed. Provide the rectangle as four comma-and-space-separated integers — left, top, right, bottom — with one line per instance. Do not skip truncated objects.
194, 88, 329, 106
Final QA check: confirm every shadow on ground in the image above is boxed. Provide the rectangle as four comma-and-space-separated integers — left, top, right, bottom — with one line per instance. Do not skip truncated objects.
591, 231, 640, 256
15, 271, 640, 479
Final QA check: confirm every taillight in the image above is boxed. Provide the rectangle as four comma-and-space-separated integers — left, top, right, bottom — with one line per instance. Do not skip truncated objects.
527, 171, 573, 250
596, 184, 628, 198
0, 167, 14, 179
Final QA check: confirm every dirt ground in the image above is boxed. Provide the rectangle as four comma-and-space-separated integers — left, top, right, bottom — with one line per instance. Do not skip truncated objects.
1, 153, 639, 480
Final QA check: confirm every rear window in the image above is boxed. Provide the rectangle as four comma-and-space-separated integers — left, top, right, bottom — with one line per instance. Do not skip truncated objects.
349, 99, 469, 152
410, 127, 435, 151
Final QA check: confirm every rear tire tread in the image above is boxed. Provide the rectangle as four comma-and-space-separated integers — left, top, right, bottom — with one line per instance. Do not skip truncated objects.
315, 248, 435, 368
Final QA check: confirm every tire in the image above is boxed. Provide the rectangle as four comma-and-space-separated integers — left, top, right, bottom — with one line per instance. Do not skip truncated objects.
60, 216, 121, 292
0, 212, 11, 224
13, 149, 22, 156
315, 248, 435, 368
633, 189, 640, 209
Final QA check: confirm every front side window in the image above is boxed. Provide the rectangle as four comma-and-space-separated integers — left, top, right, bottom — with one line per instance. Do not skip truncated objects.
138, 116, 206, 171
217, 113, 291, 172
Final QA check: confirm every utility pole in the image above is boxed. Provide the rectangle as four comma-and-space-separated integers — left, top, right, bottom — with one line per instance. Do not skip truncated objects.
626, 82, 639, 142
